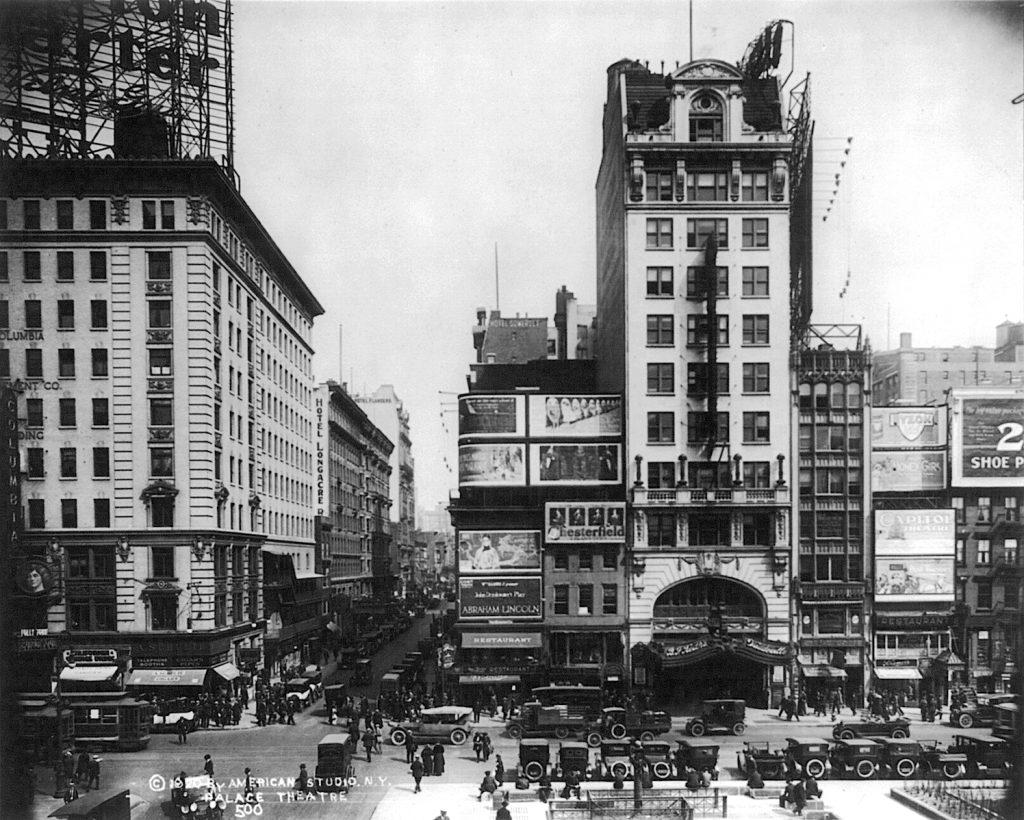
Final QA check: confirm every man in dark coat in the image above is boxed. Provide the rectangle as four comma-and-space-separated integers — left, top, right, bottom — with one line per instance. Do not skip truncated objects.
421, 744, 434, 777
410, 759, 424, 793
362, 730, 375, 763
405, 736, 418, 764
432, 743, 445, 777
791, 778, 807, 814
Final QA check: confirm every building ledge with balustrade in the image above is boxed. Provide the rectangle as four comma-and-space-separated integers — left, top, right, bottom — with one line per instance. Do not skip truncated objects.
632, 486, 790, 507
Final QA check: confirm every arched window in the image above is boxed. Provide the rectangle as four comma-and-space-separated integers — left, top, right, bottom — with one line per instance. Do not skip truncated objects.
689, 94, 724, 142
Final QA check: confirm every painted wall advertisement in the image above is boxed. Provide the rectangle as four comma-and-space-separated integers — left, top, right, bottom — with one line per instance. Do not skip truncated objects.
530, 395, 622, 438
871, 450, 946, 492
874, 509, 954, 601
458, 395, 524, 438
458, 443, 526, 486
871, 407, 947, 448
458, 577, 542, 620
545, 502, 626, 542
457, 531, 541, 574
530, 444, 621, 484
951, 393, 1024, 486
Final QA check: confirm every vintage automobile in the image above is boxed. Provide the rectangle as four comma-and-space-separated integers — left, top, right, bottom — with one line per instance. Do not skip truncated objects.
351, 659, 372, 686
949, 734, 1014, 778
519, 738, 551, 782
508, 702, 592, 741
379, 672, 403, 698
918, 739, 969, 780
949, 693, 1018, 730
324, 683, 348, 711
784, 738, 832, 780
300, 665, 323, 686
600, 740, 634, 780
829, 738, 882, 780
336, 648, 358, 670
592, 707, 672, 742
314, 733, 354, 792
641, 740, 675, 780
149, 697, 198, 734
675, 740, 720, 780
684, 699, 747, 736
878, 738, 923, 779
388, 706, 473, 746
740, 741, 788, 780
832, 717, 911, 740
556, 741, 591, 780
285, 678, 313, 707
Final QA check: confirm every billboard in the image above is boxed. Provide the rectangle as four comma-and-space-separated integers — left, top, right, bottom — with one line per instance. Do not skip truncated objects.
871, 451, 946, 493
458, 444, 526, 486
874, 510, 955, 555
529, 395, 622, 438
874, 556, 954, 599
458, 395, 524, 438
530, 444, 621, 484
951, 393, 1024, 487
458, 577, 542, 620
457, 531, 541, 574
545, 503, 627, 543
871, 407, 947, 448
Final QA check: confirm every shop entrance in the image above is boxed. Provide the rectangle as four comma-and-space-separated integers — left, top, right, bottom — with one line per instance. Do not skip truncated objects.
656, 653, 769, 711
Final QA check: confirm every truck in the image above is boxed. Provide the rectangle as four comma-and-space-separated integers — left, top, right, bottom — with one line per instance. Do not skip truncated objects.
506, 701, 595, 741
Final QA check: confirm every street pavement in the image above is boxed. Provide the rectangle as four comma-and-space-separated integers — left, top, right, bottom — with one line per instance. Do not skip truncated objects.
23, 621, 996, 820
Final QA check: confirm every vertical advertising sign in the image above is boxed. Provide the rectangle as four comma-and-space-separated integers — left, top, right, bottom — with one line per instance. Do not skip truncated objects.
951, 392, 1024, 486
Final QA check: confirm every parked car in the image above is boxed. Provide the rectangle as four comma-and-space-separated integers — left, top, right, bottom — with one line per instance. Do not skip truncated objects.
832, 717, 910, 740
784, 737, 832, 780
285, 678, 313, 707
351, 659, 372, 686
324, 683, 348, 712
599, 740, 634, 780
518, 738, 550, 782
641, 740, 675, 780
918, 739, 968, 780
829, 738, 882, 780
556, 741, 591, 780
878, 738, 923, 779
592, 706, 672, 743
948, 734, 1014, 778
949, 694, 1018, 730
675, 739, 719, 779
315, 733, 354, 792
684, 699, 746, 736
388, 706, 473, 746
508, 702, 592, 742
740, 741, 788, 780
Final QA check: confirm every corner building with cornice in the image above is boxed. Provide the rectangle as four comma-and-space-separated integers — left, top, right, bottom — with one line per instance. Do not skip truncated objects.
595, 51, 813, 709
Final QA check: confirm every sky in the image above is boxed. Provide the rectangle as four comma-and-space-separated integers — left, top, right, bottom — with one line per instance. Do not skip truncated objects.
230, 0, 1024, 513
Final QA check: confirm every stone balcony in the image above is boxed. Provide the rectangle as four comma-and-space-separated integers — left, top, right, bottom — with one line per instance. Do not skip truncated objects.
795, 581, 865, 602
632, 485, 790, 507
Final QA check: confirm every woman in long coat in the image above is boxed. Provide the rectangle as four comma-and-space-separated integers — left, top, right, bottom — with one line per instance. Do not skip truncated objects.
432, 743, 445, 776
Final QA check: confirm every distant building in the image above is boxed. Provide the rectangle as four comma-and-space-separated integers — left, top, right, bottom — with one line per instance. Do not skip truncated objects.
872, 325, 1024, 406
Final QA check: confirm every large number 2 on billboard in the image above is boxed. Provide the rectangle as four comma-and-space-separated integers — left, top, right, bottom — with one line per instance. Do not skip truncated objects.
996, 423, 1024, 452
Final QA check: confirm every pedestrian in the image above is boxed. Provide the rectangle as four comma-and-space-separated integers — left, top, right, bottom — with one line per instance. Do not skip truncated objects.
538, 772, 552, 802
747, 765, 764, 790
684, 766, 701, 791
86, 756, 100, 791
432, 743, 445, 777
791, 777, 807, 815
204, 754, 214, 777
804, 774, 822, 800
478, 770, 498, 801
473, 732, 483, 762
405, 735, 418, 764
483, 732, 493, 761
496, 799, 513, 820
362, 730, 375, 764
779, 780, 795, 810
473, 698, 483, 723
488, 693, 498, 718
328, 704, 337, 726
432, 811, 449, 820
421, 744, 434, 777
63, 779, 79, 804
287, 699, 296, 725
410, 758, 424, 793
494, 753, 504, 783
243, 768, 257, 802
294, 763, 310, 795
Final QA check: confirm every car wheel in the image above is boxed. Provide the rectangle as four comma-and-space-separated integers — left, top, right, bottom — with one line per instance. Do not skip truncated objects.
732, 722, 746, 736
390, 729, 407, 746
690, 722, 706, 737
839, 729, 855, 740
586, 732, 602, 748
942, 763, 964, 780
805, 759, 826, 779
524, 761, 545, 782
652, 761, 672, 780
507, 724, 523, 740
450, 728, 468, 745
855, 760, 875, 780
958, 713, 974, 729
555, 726, 570, 740
610, 723, 627, 740
891, 728, 908, 739
611, 762, 628, 780
895, 758, 916, 778
639, 731, 655, 742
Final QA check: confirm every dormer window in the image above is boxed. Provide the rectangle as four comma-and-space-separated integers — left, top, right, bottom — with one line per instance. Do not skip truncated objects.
690, 94, 723, 142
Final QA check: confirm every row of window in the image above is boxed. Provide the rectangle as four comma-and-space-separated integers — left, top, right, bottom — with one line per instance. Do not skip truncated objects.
22, 395, 173, 433
23, 445, 170, 480
647, 313, 770, 346
647, 461, 773, 491
647, 362, 770, 395
647, 265, 769, 298
1, 198, 177, 231
955, 538, 1018, 566
797, 381, 864, 410
646, 218, 770, 250
551, 584, 618, 616
4, 299, 109, 330
647, 410, 771, 444
798, 468, 864, 496
550, 546, 620, 571
951, 496, 1019, 524
798, 424, 863, 452
2, 348, 108, 379
644, 170, 771, 203
973, 579, 1019, 610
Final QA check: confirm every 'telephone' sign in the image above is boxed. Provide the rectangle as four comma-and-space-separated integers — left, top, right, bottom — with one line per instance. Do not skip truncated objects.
951, 391, 1024, 487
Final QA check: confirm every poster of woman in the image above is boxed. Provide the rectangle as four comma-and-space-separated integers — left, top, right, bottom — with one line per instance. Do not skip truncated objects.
15, 560, 53, 596
530, 395, 622, 438
530, 444, 621, 484
458, 531, 541, 574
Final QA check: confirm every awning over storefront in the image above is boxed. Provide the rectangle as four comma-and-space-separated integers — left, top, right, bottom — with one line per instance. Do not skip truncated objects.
458, 675, 521, 685
935, 650, 964, 667
126, 668, 205, 688
60, 666, 119, 683
656, 637, 795, 669
461, 632, 542, 649
295, 568, 324, 579
801, 665, 848, 679
325, 621, 343, 634
210, 663, 241, 682
262, 545, 294, 556
874, 668, 921, 680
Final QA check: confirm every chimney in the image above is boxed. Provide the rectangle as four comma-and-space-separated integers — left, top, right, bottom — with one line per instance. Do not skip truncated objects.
899, 332, 912, 350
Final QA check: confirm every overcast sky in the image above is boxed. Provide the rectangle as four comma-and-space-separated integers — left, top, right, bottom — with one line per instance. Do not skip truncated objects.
231, 1, 1024, 513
